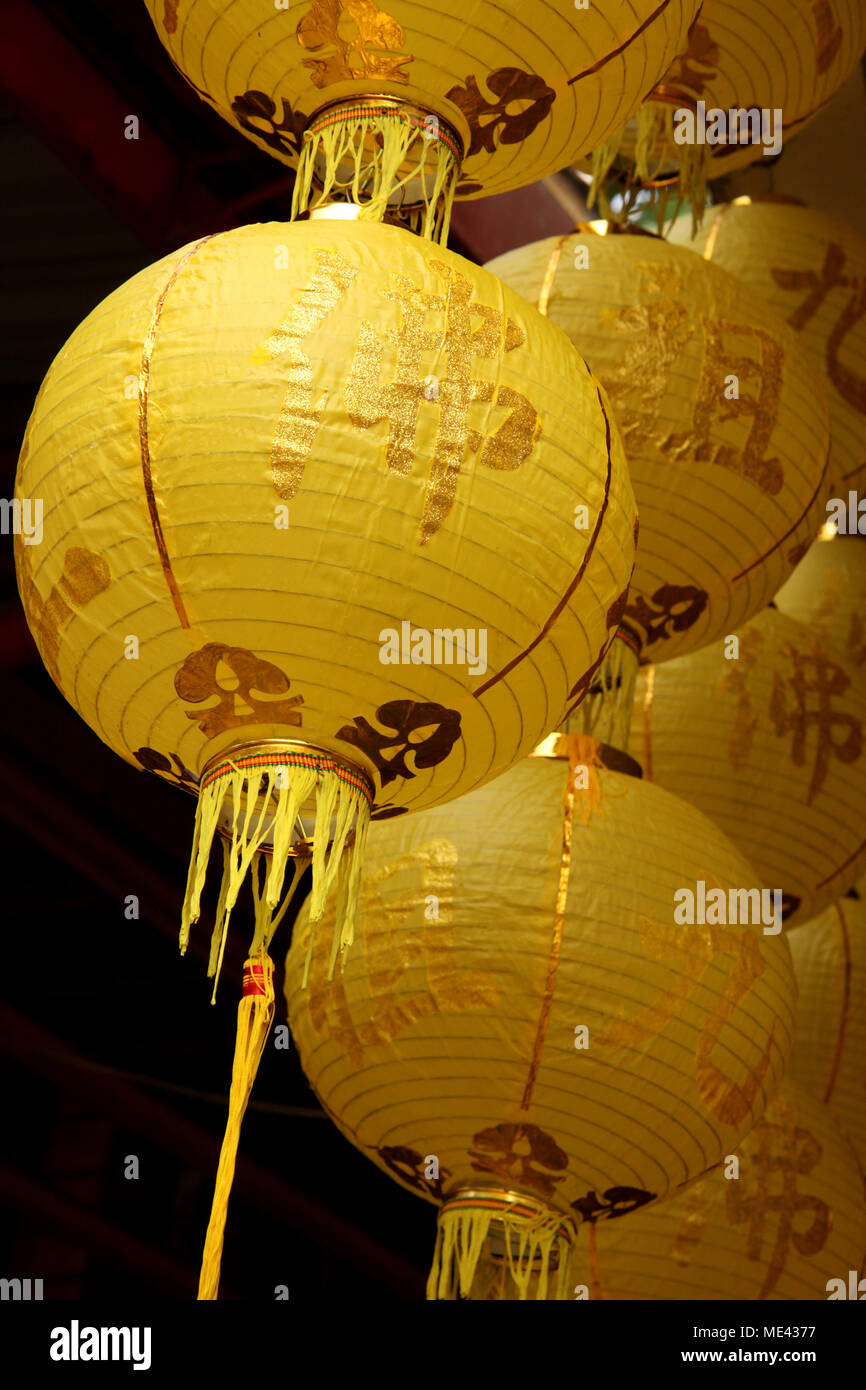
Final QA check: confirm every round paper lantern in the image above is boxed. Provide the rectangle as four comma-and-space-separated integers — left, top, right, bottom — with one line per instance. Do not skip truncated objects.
586, 1, 866, 221
285, 740, 795, 1300
775, 533, 866, 661
143, 0, 701, 206
571, 1081, 866, 1301
488, 227, 830, 725
786, 886, 866, 1170
670, 199, 866, 496
632, 606, 866, 927
15, 216, 636, 970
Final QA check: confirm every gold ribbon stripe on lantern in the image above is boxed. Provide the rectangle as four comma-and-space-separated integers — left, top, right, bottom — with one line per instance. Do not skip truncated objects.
285, 738, 795, 1300
786, 885, 866, 1171
585, 0, 866, 225
775, 532, 866, 661
632, 607, 866, 928
143, 0, 701, 210
488, 226, 830, 737
670, 199, 866, 497
570, 1081, 866, 1300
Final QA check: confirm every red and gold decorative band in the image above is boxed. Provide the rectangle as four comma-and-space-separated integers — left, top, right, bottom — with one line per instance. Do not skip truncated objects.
441, 1192, 574, 1242
242, 957, 273, 999
201, 750, 374, 805
306, 102, 463, 165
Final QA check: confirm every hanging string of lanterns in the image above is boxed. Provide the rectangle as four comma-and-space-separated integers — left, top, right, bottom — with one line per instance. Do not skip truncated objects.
13, 0, 866, 1305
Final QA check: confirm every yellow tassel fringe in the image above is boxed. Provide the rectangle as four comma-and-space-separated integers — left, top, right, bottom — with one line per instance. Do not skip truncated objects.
181, 754, 371, 993
588, 101, 710, 234
427, 1203, 573, 1301
564, 631, 641, 752
291, 107, 459, 244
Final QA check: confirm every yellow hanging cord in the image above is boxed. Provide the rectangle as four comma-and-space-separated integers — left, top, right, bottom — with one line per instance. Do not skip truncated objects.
197, 950, 275, 1301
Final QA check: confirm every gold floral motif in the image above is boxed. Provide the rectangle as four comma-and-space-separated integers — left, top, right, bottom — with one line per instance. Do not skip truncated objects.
446, 68, 555, 159
231, 91, 310, 161
254, 249, 359, 500
468, 1122, 568, 1200
296, 0, 411, 88
623, 583, 708, 650
376, 1144, 450, 1201
655, 16, 720, 97
727, 1103, 831, 1298
133, 746, 198, 790
306, 838, 501, 1068
809, 0, 843, 74
174, 643, 303, 738
162, 0, 179, 35
768, 639, 862, 804
17, 544, 110, 693
772, 242, 866, 415
336, 699, 461, 786
344, 261, 539, 544
571, 1187, 656, 1223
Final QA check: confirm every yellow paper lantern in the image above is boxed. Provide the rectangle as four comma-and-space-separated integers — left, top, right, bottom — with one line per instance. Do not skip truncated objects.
15, 216, 636, 968
571, 1081, 866, 1301
586, 1, 866, 221
670, 199, 866, 497
775, 533, 866, 660
285, 740, 795, 1300
488, 228, 830, 718
786, 886, 866, 1170
143, 0, 702, 206
632, 606, 866, 927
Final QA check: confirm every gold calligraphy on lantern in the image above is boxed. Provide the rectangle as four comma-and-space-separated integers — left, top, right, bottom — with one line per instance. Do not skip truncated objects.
717, 625, 765, 770
664, 319, 785, 496
345, 261, 540, 544
296, 0, 411, 87
726, 1104, 831, 1298
306, 838, 501, 1068
771, 241, 866, 415
598, 263, 695, 452
768, 639, 862, 804
254, 248, 359, 501
595, 881, 775, 1126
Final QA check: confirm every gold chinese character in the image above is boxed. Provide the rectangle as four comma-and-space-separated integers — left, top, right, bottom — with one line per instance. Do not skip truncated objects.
727, 1108, 830, 1298
771, 241, 866, 415
344, 261, 539, 544
306, 839, 501, 1067
664, 318, 785, 495
768, 641, 862, 803
595, 885, 775, 1127
254, 249, 359, 501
